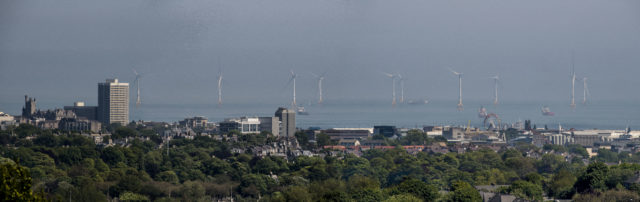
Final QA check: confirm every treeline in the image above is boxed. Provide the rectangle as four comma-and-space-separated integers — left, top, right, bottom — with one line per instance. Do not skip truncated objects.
2, 124, 640, 201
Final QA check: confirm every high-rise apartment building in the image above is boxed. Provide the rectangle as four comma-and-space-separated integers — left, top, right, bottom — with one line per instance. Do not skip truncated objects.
275, 107, 295, 138
98, 78, 129, 125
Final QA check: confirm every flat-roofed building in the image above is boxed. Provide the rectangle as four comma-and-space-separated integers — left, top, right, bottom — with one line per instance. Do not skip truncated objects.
275, 107, 295, 138
64, 102, 98, 120
219, 116, 280, 135
98, 78, 129, 125
58, 118, 101, 132
323, 128, 372, 140
179, 116, 208, 128
258, 117, 279, 136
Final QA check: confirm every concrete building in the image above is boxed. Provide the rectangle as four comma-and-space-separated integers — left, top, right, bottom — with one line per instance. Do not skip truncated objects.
443, 127, 466, 141
58, 118, 101, 132
64, 102, 98, 120
98, 78, 129, 125
0, 112, 16, 130
179, 116, 208, 128
258, 117, 280, 136
547, 134, 574, 145
275, 107, 295, 138
219, 116, 280, 135
323, 128, 372, 140
374, 126, 396, 137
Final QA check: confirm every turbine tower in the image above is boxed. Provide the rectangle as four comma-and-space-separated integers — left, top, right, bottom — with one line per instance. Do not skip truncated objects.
398, 74, 405, 104
133, 69, 142, 107
217, 70, 223, 106
289, 70, 297, 110
491, 75, 499, 106
450, 69, 463, 111
312, 72, 326, 104
382, 72, 396, 106
570, 54, 576, 109
582, 77, 590, 104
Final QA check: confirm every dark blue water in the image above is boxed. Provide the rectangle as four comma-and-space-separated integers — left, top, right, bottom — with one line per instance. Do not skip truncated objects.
1, 100, 638, 130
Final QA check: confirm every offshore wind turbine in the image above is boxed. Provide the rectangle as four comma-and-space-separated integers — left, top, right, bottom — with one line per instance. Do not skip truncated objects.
398, 74, 405, 104
133, 69, 142, 107
382, 72, 397, 106
450, 69, 463, 111
582, 77, 590, 104
217, 69, 223, 106
491, 74, 499, 106
311, 72, 325, 104
288, 70, 298, 110
570, 54, 576, 109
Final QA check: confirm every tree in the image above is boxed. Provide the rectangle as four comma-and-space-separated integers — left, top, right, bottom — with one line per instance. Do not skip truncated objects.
0, 158, 45, 201
501, 180, 543, 201
447, 181, 481, 202
384, 193, 423, 202
316, 133, 331, 148
347, 175, 382, 202
575, 162, 609, 194
101, 146, 125, 166
549, 169, 577, 199
572, 189, 640, 202
390, 179, 439, 202
119, 192, 150, 202
280, 185, 311, 202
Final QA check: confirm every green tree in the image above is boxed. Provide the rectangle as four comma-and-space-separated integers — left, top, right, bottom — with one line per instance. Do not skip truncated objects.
549, 169, 577, 199
101, 146, 125, 166
119, 192, 150, 202
283, 186, 312, 202
316, 133, 331, 148
501, 180, 543, 201
575, 162, 609, 194
0, 158, 45, 201
390, 179, 439, 202
347, 175, 382, 202
384, 193, 424, 202
447, 181, 481, 202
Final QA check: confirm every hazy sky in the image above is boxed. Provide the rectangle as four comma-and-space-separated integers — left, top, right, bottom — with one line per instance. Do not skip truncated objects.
1, 0, 639, 107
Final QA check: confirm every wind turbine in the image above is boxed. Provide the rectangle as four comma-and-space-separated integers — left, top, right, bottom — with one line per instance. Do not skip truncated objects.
382, 72, 397, 106
570, 53, 576, 110
491, 74, 499, 106
133, 69, 142, 107
311, 72, 326, 105
217, 69, 223, 106
582, 77, 590, 105
450, 69, 463, 111
398, 74, 405, 104
287, 70, 298, 110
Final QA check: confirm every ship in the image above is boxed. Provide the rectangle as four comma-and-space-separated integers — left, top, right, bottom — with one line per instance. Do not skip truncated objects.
478, 106, 488, 118
541, 106, 555, 116
297, 106, 309, 115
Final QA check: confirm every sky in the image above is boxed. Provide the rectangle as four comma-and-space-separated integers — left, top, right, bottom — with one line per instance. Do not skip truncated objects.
1, 0, 639, 108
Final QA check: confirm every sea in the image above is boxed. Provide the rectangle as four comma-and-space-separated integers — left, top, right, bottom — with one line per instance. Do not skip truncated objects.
1, 100, 638, 130
130, 100, 637, 130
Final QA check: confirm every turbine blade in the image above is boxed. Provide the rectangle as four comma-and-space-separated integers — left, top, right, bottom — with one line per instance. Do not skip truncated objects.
380, 71, 394, 78
447, 68, 459, 75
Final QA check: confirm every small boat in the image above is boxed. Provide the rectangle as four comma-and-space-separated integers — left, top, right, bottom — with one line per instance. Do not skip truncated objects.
478, 106, 488, 118
297, 106, 309, 115
542, 106, 555, 116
